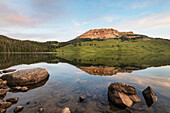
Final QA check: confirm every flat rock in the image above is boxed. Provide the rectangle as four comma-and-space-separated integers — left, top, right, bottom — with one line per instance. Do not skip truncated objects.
2, 69, 16, 73
1, 68, 49, 86
6, 97, 19, 103
0, 102, 12, 109
108, 82, 141, 108
142, 86, 157, 107
61, 107, 71, 113
14, 106, 24, 113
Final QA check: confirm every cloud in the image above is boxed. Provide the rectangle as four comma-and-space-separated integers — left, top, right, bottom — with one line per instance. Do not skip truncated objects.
0, 1, 37, 27
72, 20, 88, 26
112, 11, 170, 31
72, 20, 80, 26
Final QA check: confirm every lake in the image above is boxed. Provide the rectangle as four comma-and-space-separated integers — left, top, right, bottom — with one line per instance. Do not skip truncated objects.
0, 53, 170, 113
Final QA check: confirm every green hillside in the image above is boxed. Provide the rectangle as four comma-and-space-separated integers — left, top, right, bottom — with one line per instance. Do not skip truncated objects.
0, 35, 58, 52
55, 37, 170, 53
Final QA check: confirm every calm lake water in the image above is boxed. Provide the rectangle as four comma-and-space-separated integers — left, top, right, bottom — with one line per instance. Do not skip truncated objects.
0, 53, 170, 113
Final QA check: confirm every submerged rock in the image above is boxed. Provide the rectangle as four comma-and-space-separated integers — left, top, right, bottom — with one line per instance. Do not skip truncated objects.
125, 107, 133, 113
14, 106, 24, 113
6, 97, 19, 103
26, 101, 30, 105
61, 107, 71, 113
2, 69, 16, 73
39, 108, 43, 112
142, 86, 157, 107
108, 82, 141, 108
79, 96, 85, 102
1, 68, 49, 86
0, 102, 12, 109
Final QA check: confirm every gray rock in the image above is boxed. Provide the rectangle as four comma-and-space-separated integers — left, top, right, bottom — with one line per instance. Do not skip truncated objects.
1, 68, 49, 86
79, 96, 85, 102
0, 89, 7, 96
61, 107, 71, 113
2, 69, 16, 73
6, 97, 19, 103
0, 102, 12, 109
142, 86, 157, 107
14, 106, 24, 113
108, 82, 141, 108
0, 109, 6, 113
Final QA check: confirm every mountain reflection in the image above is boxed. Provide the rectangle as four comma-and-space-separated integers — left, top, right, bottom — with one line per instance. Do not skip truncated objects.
0, 53, 170, 76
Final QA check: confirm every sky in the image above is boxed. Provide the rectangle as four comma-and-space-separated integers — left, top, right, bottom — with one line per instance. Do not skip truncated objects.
0, 0, 170, 42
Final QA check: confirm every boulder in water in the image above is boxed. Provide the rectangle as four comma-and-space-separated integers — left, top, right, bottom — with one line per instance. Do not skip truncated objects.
108, 82, 141, 107
1, 68, 49, 86
142, 86, 157, 107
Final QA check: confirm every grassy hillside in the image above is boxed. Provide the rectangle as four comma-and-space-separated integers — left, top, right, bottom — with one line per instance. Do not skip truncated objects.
0, 35, 58, 52
55, 37, 170, 53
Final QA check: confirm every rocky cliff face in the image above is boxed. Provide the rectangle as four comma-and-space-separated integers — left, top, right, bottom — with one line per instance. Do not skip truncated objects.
76, 28, 136, 39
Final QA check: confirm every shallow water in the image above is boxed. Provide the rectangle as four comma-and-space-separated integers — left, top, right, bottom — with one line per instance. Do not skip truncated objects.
0, 53, 170, 113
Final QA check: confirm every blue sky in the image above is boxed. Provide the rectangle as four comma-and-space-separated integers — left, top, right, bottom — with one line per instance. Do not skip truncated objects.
0, 0, 170, 42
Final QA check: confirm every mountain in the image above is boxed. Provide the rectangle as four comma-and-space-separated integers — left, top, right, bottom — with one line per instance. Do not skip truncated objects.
56, 28, 170, 53
0, 28, 170, 53
0, 35, 58, 52
76, 28, 144, 39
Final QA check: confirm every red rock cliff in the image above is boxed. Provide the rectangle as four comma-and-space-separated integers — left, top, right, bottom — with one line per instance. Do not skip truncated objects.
76, 28, 135, 39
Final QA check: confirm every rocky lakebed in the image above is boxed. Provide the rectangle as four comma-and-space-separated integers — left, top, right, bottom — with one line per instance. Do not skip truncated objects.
0, 68, 158, 113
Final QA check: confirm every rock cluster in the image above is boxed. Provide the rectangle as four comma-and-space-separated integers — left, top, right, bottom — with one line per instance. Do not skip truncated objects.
0, 68, 50, 112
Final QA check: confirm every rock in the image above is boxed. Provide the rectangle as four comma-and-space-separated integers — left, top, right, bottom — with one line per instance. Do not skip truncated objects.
12, 86, 28, 92
26, 101, 30, 105
14, 106, 24, 113
0, 102, 12, 109
108, 82, 141, 108
0, 89, 7, 96
6, 97, 19, 103
125, 107, 133, 113
61, 107, 71, 113
2, 69, 16, 73
142, 86, 157, 107
21, 86, 28, 92
2, 81, 7, 86
0, 109, 6, 113
39, 108, 43, 112
79, 96, 85, 102
1, 68, 49, 86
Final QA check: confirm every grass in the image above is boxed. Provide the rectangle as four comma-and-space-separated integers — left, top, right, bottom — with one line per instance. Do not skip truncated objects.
55, 38, 170, 53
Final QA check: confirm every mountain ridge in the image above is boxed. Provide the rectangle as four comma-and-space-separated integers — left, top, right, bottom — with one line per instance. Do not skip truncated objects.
76, 28, 144, 39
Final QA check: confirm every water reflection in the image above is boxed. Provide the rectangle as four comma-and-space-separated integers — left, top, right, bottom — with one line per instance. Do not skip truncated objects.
0, 53, 170, 113
10, 77, 49, 93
